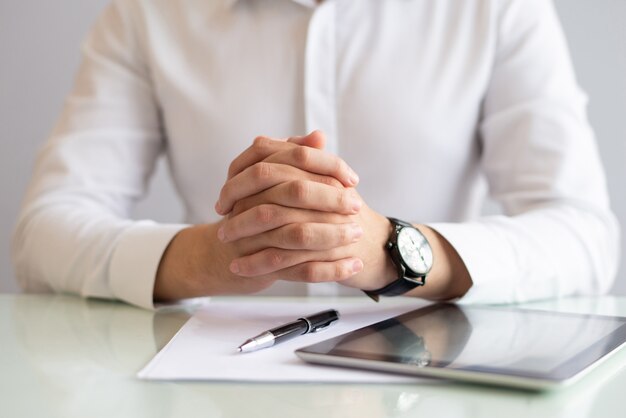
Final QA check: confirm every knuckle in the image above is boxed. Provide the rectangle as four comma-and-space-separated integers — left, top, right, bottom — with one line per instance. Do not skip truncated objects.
293, 146, 311, 167
292, 224, 313, 247
302, 264, 323, 283
334, 158, 346, 177
235, 258, 250, 275
318, 175, 343, 188
227, 162, 237, 178
330, 178, 343, 188
253, 135, 271, 150
334, 262, 347, 281
301, 264, 316, 282
337, 190, 349, 210
338, 225, 350, 245
255, 204, 275, 225
252, 162, 272, 180
219, 186, 231, 203
289, 180, 310, 202
265, 249, 283, 268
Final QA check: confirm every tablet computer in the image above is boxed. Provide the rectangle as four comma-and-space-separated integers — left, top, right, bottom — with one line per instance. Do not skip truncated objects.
295, 303, 626, 390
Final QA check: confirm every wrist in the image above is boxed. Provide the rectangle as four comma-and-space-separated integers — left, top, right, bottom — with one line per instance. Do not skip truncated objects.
154, 222, 277, 302
361, 219, 434, 299
405, 225, 472, 300
154, 224, 212, 301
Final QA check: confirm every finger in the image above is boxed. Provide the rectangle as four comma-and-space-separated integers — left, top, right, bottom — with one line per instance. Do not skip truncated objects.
217, 162, 345, 215
229, 172, 343, 217
220, 180, 362, 219
224, 221, 363, 252
230, 246, 362, 279
263, 222, 363, 250
230, 222, 362, 256
276, 258, 364, 283
227, 131, 328, 181
218, 204, 351, 243
262, 180, 362, 214
227, 136, 296, 180
263, 145, 359, 188
287, 129, 326, 149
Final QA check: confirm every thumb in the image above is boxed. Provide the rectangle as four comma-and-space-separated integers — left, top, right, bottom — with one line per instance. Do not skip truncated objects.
287, 130, 326, 149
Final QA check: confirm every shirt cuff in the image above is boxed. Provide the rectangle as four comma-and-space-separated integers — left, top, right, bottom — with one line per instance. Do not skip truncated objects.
427, 221, 517, 305
109, 221, 188, 310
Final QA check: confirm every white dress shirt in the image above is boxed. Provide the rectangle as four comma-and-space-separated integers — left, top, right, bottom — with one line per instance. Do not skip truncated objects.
13, 0, 620, 309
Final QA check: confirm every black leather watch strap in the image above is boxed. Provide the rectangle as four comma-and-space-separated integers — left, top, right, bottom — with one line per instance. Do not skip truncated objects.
364, 276, 426, 301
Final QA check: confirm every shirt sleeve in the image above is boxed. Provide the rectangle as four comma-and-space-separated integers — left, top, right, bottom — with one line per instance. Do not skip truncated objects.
429, 0, 620, 303
12, 0, 187, 309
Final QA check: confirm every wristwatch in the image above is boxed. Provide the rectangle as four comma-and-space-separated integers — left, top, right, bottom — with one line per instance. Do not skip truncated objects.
365, 218, 434, 301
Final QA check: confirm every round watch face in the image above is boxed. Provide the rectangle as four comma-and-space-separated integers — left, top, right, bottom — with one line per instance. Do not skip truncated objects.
397, 227, 433, 275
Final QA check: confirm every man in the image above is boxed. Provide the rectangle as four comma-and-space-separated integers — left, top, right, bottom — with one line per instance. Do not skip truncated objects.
13, 0, 619, 309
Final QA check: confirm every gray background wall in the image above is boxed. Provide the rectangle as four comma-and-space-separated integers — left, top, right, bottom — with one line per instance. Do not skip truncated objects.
1, 0, 625, 295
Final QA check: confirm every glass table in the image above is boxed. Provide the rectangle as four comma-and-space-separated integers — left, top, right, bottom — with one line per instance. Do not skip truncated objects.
1, 294, 625, 418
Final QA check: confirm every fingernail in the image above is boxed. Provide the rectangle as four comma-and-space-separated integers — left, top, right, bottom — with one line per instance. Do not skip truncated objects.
350, 198, 362, 213
217, 227, 226, 242
349, 171, 359, 186
352, 259, 364, 274
215, 200, 223, 215
229, 260, 240, 274
351, 224, 363, 241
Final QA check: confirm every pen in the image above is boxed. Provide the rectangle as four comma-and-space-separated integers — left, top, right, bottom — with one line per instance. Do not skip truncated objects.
237, 309, 340, 353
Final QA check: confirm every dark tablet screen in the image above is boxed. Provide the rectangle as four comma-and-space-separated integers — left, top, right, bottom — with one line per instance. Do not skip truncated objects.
297, 303, 626, 384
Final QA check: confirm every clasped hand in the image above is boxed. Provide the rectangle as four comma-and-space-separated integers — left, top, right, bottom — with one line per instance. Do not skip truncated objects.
155, 131, 467, 301
215, 131, 395, 293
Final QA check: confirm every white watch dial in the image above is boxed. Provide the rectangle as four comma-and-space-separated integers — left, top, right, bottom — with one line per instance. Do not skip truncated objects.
397, 227, 433, 275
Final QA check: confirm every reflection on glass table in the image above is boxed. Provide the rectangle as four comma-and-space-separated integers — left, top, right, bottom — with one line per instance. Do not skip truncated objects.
2, 295, 626, 418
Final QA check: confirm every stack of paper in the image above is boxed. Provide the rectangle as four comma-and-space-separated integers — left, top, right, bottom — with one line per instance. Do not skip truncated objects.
138, 298, 428, 383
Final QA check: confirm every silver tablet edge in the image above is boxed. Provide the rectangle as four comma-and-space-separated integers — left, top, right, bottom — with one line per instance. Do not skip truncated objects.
296, 339, 626, 391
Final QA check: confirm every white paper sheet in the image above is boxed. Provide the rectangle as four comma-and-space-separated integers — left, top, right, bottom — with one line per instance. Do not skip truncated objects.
138, 298, 429, 382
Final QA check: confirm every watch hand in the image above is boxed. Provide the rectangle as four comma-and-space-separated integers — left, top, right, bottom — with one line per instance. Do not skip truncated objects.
408, 236, 426, 263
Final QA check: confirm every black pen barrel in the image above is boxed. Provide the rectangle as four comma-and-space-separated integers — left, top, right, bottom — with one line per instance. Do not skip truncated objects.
270, 320, 308, 344
239, 309, 340, 352
306, 309, 340, 328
